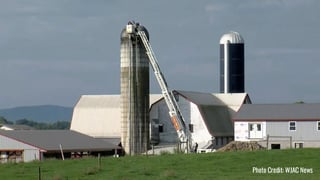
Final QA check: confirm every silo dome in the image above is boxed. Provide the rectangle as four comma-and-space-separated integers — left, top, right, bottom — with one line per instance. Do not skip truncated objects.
220, 31, 244, 44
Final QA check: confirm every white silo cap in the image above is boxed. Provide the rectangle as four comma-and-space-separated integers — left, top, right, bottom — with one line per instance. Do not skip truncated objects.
220, 31, 244, 44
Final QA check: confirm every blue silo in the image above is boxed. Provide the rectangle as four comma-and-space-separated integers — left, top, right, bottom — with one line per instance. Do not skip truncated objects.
220, 31, 245, 93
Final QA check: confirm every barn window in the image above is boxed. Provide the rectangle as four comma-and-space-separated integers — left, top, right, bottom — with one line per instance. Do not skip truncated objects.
158, 124, 164, 133
289, 121, 296, 131
317, 121, 320, 131
189, 124, 194, 133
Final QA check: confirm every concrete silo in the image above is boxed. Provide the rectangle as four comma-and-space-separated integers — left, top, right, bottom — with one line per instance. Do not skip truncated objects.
220, 31, 245, 93
120, 22, 150, 155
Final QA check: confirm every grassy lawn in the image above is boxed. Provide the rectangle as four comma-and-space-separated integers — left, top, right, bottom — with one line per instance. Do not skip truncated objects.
0, 148, 319, 179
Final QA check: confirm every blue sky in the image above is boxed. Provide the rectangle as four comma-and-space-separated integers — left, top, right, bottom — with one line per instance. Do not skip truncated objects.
0, 0, 319, 108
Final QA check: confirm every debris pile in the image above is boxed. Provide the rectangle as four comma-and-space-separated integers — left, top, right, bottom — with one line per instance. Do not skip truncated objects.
217, 141, 266, 152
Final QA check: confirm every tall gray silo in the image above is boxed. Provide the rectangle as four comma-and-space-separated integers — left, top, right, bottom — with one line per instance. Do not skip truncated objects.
219, 31, 245, 93
120, 22, 150, 155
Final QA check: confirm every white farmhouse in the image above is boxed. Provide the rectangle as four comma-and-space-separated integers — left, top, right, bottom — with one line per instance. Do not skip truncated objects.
233, 104, 320, 149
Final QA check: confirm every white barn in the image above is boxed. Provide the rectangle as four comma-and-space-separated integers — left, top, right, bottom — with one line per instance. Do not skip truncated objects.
70, 95, 121, 138
70, 94, 162, 138
150, 90, 251, 151
233, 104, 320, 149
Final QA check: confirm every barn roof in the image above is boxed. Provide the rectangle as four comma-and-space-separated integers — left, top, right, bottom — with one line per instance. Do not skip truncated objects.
233, 103, 320, 121
174, 90, 225, 105
0, 130, 120, 152
174, 90, 251, 137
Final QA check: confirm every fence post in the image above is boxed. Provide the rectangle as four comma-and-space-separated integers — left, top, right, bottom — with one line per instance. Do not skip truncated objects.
266, 134, 269, 150
98, 153, 101, 169
38, 166, 41, 180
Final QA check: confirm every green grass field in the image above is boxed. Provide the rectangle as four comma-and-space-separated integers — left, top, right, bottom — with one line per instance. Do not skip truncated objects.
0, 148, 319, 179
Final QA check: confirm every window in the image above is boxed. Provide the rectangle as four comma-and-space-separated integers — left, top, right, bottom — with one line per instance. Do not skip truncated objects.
249, 124, 261, 131
249, 123, 262, 139
271, 144, 281, 149
158, 124, 163, 133
189, 124, 194, 133
289, 121, 296, 131
318, 121, 320, 131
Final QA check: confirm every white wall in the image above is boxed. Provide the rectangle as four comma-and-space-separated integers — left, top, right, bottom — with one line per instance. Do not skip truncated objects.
71, 106, 121, 137
235, 121, 320, 148
190, 103, 212, 147
234, 121, 266, 141
150, 99, 179, 143
149, 95, 212, 148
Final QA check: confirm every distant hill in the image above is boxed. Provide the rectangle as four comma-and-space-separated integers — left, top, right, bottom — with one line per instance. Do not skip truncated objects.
0, 105, 73, 123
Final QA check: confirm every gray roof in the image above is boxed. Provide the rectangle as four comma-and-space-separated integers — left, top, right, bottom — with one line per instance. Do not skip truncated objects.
234, 103, 320, 121
0, 130, 120, 152
198, 105, 233, 136
175, 90, 234, 137
175, 90, 225, 105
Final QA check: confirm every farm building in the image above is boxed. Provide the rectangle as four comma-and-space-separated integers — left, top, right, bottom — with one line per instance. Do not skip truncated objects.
70, 94, 162, 138
0, 130, 120, 163
70, 92, 251, 152
150, 90, 251, 151
233, 103, 320, 149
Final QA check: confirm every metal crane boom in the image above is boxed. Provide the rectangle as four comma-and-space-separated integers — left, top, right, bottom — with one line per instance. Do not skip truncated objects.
126, 23, 190, 147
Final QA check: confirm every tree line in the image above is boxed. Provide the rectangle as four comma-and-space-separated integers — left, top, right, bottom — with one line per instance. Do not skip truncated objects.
0, 116, 70, 130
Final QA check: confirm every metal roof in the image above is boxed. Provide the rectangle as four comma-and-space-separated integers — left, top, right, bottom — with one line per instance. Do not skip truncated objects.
198, 105, 233, 137
220, 31, 244, 44
0, 130, 120, 152
234, 103, 320, 121
75, 95, 120, 108
74, 94, 163, 108
174, 90, 243, 137
175, 90, 225, 105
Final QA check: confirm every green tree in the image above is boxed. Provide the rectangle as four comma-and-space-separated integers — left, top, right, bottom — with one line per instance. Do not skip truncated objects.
0, 116, 13, 125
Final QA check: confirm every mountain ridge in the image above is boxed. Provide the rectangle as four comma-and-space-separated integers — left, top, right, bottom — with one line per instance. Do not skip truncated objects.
0, 105, 73, 123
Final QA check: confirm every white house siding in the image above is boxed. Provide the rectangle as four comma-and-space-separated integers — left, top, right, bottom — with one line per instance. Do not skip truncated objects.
266, 121, 320, 148
0, 135, 41, 162
235, 121, 320, 148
